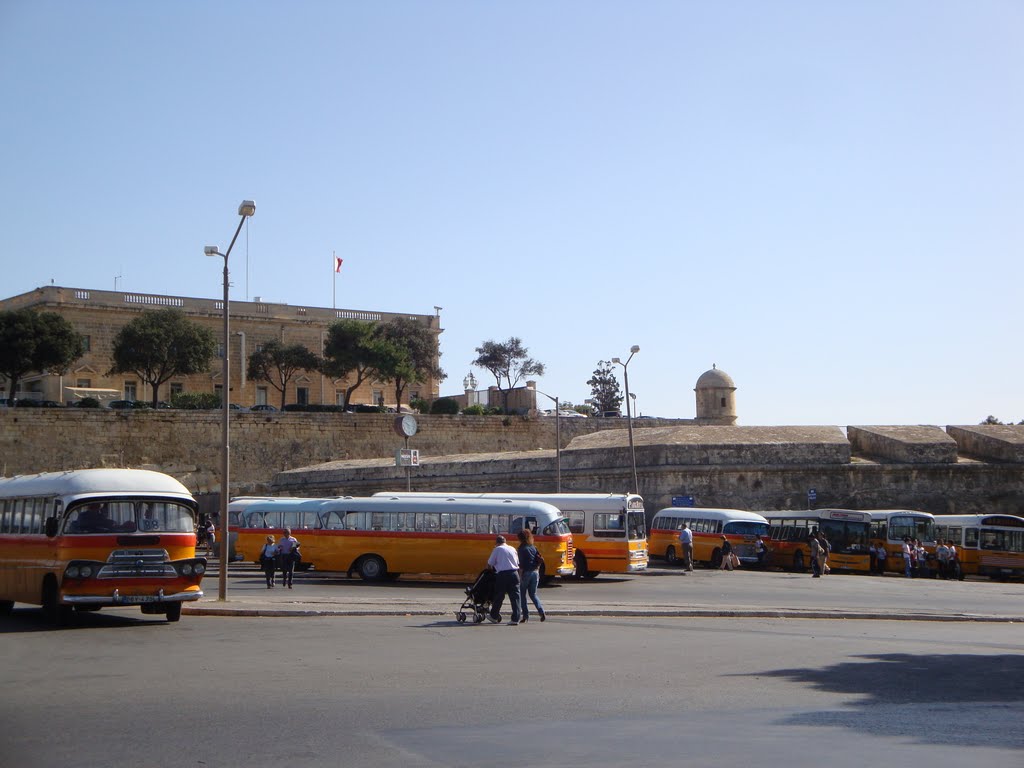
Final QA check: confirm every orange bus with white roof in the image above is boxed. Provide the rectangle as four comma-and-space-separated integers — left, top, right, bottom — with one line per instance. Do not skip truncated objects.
0, 469, 205, 623
649, 507, 769, 568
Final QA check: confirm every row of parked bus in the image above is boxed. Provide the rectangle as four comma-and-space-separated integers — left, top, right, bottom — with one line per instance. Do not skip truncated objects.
2, 468, 1023, 627
647, 507, 1024, 579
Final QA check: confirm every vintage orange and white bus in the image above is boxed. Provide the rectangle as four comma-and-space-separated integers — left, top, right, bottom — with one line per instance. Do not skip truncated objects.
867, 509, 937, 574
763, 509, 872, 572
649, 507, 769, 568
373, 492, 648, 578
933, 514, 1024, 579
0, 469, 205, 623
230, 496, 575, 581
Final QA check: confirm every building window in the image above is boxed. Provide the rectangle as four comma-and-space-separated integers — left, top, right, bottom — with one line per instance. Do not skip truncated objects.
81, 335, 91, 352
76, 378, 91, 388
720, 397, 726, 408
372, 389, 384, 407
297, 387, 309, 405
216, 343, 225, 358
335, 390, 345, 406
214, 384, 223, 403
256, 387, 268, 406
170, 383, 183, 397
410, 390, 420, 402
124, 382, 138, 401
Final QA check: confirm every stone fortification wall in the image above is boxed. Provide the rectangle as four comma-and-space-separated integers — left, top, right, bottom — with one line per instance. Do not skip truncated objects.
0, 409, 678, 493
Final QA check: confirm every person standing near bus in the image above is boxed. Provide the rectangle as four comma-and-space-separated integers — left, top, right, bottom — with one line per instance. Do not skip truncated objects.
875, 541, 887, 574
809, 534, 822, 577
260, 535, 278, 588
818, 532, 831, 575
487, 535, 521, 625
901, 537, 913, 578
754, 535, 768, 567
516, 529, 546, 622
678, 524, 694, 571
718, 535, 734, 571
277, 528, 300, 589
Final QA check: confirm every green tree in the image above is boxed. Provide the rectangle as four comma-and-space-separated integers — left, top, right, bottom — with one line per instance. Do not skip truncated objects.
378, 317, 445, 411
321, 319, 398, 408
981, 415, 1004, 425
587, 360, 623, 415
472, 337, 545, 414
247, 340, 322, 410
108, 309, 216, 407
0, 309, 84, 402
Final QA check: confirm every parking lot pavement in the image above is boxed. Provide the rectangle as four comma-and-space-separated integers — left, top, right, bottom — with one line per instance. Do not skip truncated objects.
184, 561, 1024, 621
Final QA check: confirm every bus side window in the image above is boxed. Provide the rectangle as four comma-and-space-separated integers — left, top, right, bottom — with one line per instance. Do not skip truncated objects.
566, 510, 585, 535
965, 528, 979, 548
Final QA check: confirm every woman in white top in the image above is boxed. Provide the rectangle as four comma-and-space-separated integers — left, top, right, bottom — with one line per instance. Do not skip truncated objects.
260, 535, 278, 588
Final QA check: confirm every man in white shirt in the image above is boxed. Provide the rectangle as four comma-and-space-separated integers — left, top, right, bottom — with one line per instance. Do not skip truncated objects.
486, 535, 521, 625
678, 525, 694, 572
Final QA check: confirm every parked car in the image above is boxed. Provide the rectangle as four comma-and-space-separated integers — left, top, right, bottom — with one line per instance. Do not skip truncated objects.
14, 399, 41, 407
250, 404, 278, 412
108, 400, 151, 409
228, 403, 250, 412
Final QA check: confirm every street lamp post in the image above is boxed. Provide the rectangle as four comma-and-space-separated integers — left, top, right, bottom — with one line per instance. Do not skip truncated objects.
205, 199, 256, 602
611, 345, 640, 495
531, 387, 561, 492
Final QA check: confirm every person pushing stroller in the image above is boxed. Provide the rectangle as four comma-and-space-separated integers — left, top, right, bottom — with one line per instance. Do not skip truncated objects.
486, 535, 521, 625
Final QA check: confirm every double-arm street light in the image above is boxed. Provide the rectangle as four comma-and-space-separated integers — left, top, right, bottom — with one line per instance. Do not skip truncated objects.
531, 386, 562, 492
611, 345, 640, 495
204, 199, 256, 601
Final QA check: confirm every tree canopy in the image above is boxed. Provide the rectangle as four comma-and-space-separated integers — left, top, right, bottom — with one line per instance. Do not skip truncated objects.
378, 316, 445, 410
247, 340, 322, 409
587, 360, 623, 415
472, 337, 545, 413
108, 309, 217, 407
321, 320, 397, 408
0, 309, 84, 401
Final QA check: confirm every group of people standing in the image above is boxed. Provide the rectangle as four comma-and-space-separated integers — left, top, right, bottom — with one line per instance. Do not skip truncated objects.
808, 531, 831, 577
485, 529, 547, 625
891, 536, 961, 579
259, 528, 301, 589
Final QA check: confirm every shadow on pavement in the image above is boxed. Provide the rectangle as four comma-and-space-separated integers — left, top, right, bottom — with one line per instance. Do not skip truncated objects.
753, 653, 1024, 750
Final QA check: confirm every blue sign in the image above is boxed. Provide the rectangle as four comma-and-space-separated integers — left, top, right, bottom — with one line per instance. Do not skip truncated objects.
672, 495, 695, 507
807, 489, 817, 502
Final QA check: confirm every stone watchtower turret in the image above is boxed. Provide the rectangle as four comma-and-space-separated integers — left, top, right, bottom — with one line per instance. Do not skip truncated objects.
694, 365, 737, 425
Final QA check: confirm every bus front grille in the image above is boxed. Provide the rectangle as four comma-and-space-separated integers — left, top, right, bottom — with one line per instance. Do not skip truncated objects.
97, 549, 177, 578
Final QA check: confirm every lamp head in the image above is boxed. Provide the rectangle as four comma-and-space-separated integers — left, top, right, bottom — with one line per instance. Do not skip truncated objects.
204, 246, 220, 257
611, 357, 621, 364
630, 345, 640, 354
238, 200, 256, 217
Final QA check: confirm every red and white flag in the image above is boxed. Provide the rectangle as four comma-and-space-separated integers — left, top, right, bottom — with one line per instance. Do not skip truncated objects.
334, 255, 343, 273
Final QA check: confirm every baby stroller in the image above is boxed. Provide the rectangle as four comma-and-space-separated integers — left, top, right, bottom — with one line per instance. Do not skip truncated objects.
455, 569, 495, 624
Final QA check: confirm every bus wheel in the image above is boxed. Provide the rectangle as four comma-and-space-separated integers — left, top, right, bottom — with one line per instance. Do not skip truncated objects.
42, 579, 72, 626
0, 600, 13, 616
574, 553, 589, 580
666, 546, 678, 565
710, 549, 723, 569
583, 570, 601, 580
358, 555, 387, 581
792, 551, 805, 571
165, 603, 182, 622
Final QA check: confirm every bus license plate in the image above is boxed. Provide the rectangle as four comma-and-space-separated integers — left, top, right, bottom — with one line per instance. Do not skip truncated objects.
119, 595, 158, 604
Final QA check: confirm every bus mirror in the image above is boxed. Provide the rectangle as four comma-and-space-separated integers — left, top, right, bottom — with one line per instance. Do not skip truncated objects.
45, 517, 59, 538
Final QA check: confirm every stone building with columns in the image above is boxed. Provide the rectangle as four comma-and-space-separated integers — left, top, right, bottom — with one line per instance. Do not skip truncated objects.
0, 285, 443, 408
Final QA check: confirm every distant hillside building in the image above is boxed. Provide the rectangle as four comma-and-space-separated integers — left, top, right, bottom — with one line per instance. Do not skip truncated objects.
694, 365, 738, 425
0, 285, 442, 408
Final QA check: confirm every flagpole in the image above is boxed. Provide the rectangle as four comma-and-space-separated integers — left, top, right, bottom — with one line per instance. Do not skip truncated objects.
333, 250, 336, 310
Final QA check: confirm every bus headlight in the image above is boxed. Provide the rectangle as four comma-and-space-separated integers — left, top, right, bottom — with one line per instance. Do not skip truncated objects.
66, 565, 80, 578
181, 563, 194, 576
79, 565, 94, 578
193, 562, 206, 575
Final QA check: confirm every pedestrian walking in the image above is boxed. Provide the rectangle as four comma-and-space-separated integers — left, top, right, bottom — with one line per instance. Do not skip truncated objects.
818, 532, 831, 575
678, 524, 694, 571
516, 529, 546, 622
487, 535, 521, 625
260, 535, 278, 588
718, 535, 734, 570
277, 528, 300, 589
809, 534, 822, 577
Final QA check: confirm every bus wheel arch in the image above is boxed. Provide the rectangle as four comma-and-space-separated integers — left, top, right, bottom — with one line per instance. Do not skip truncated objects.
41, 575, 72, 626
574, 552, 589, 579
666, 546, 678, 565
356, 554, 388, 581
709, 548, 723, 569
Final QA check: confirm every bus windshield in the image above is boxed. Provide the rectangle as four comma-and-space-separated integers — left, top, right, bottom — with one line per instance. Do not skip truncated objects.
820, 518, 869, 555
723, 521, 769, 537
627, 511, 646, 540
65, 500, 195, 534
887, 515, 935, 543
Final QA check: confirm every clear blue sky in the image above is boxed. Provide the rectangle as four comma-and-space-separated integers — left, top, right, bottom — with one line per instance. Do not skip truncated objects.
2, 2, 1021, 426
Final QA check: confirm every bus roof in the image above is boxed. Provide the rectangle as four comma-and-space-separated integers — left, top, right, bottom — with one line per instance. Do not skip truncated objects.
231, 495, 567, 522
760, 509, 873, 523
863, 509, 936, 521
372, 491, 643, 510
932, 514, 1024, 528
0, 468, 193, 500
652, 507, 769, 524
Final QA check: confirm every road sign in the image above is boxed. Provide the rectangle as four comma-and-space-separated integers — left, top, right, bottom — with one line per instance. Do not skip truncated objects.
396, 449, 419, 467
672, 495, 695, 507
807, 489, 817, 502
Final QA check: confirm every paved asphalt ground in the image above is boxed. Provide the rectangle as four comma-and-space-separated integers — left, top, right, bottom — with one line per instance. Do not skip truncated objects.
183, 560, 1024, 622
